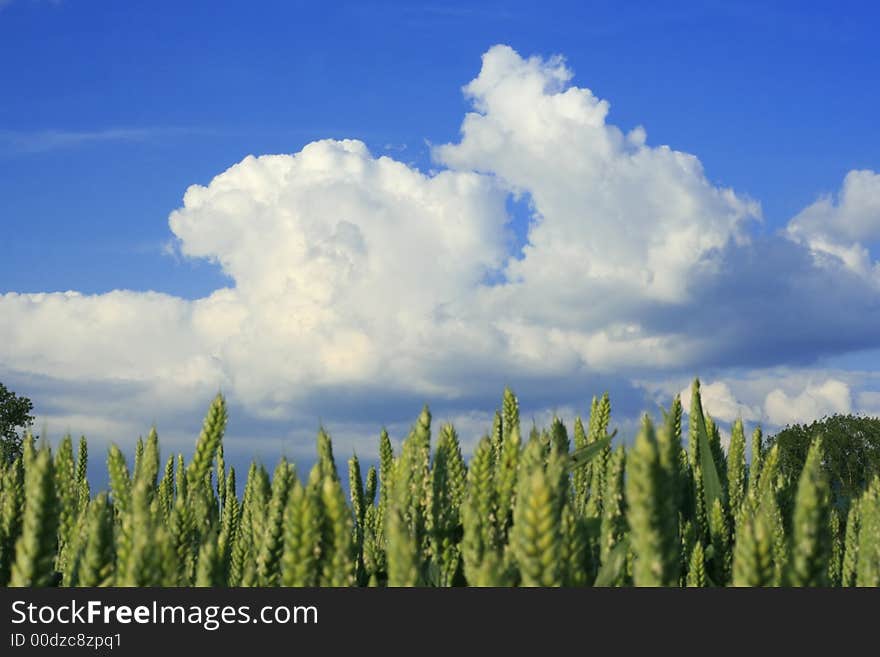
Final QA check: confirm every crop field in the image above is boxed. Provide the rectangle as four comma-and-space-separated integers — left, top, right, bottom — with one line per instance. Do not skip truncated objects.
0, 380, 877, 587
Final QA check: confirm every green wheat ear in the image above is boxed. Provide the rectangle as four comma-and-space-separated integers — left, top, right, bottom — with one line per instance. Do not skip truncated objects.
348, 454, 365, 536
364, 465, 378, 507
584, 393, 612, 518
54, 435, 77, 574
73, 493, 115, 587
10, 448, 59, 587
119, 476, 160, 586
727, 419, 747, 518
855, 478, 880, 586
460, 437, 500, 586
748, 427, 764, 498
0, 455, 25, 586
216, 467, 239, 585
494, 423, 521, 543
216, 442, 226, 513
788, 439, 831, 586
106, 445, 131, 516
257, 459, 294, 586
840, 499, 860, 586
281, 473, 321, 587
708, 497, 731, 585
511, 463, 564, 587
7, 384, 879, 590
187, 394, 227, 489
428, 423, 465, 586
385, 438, 421, 587
195, 536, 222, 587
731, 499, 775, 587
319, 474, 356, 586
74, 437, 90, 514
686, 541, 706, 587
141, 428, 160, 489
157, 455, 175, 521
316, 428, 339, 481
600, 445, 627, 568
827, 509, 843, 586
627, 416, 677, 586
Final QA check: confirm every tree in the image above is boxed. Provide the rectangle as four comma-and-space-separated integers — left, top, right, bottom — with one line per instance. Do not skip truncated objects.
0, 382, 34, 463
769, 414, 880, 511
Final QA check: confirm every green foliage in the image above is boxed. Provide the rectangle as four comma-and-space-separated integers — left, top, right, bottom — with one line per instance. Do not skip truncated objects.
770, 414, 880, 510
1, 383, 874, 587
0, 382, 34, 464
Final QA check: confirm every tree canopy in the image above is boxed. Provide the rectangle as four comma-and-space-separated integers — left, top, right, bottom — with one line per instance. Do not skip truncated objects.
770, 414, 880, 510
0, 381, 34, 462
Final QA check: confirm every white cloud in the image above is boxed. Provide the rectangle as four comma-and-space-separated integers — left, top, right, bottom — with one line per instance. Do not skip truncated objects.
169, 139, 511, 411
645, 368, 880, 431
679, 380, 760, 423
435, 44, 760, 307
764, 379, 852, 427
3, 42, 771, 430
35, 413, 138, 443
786, 169, 880, 280
0, 290, 217, 386
2, 44, 880, 462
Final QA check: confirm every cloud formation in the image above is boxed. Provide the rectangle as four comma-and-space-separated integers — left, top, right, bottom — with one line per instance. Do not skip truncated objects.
679, 381, 761, 423
436, 45, 759, 306
2, 44, 879, 457
764, 379, 853, 426
786, 169, 880, 281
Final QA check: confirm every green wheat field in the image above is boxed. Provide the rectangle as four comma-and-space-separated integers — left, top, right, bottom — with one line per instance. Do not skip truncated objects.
1, 380, 877, 588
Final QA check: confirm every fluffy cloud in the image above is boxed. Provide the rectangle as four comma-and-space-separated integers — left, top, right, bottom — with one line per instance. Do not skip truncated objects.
0, 290, 209, 384
2, 46, 770, 428
786, 169, 880, 280
1, 44, 880, 461
763, 379, 852, 427
679, 381, 760, 423
169, 139, 512, 412
436, 45, 760, 309
2, 139, 512, 421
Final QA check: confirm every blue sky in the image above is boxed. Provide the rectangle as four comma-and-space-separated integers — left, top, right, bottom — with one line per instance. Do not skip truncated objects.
1, 1, 879, 479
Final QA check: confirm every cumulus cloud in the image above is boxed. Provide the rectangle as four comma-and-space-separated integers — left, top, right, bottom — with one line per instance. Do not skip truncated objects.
2, 44, 880, 461
436, 45, 760, 308
647, 369, 880, 431
763, 379, 852, 427
3, 47, 771, 429
2, 139, 512, 420
786, 169, 880, 280
679, 381, 760, 423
